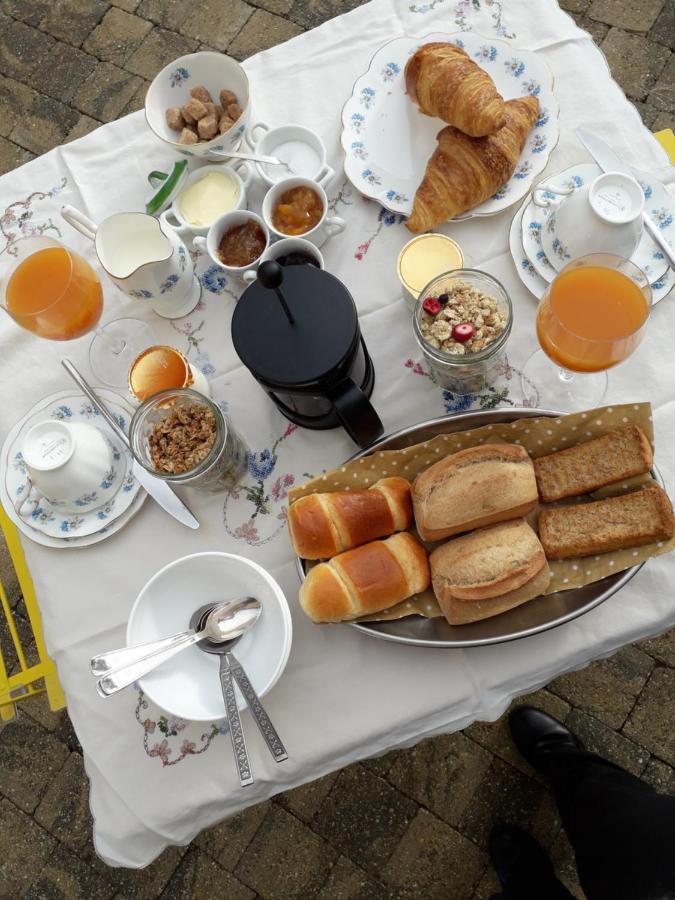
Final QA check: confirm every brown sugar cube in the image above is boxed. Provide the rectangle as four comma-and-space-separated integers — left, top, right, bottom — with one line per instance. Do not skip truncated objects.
179, 127, 199, 145
227, 102, 242, 122
190, 86, 212, 104
181, 105, 196, 124
219, 89, 238, 108
197, 113, 218, 140
203, 101, 217, 118
219, 114, 234, 135
165, 106, 184, 131
214, 104, 223, 119
182, 98, 208, 121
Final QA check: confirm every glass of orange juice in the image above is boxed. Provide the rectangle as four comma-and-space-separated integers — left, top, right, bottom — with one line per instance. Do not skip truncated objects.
1, 236, 155, 386
521, 253, 652, 411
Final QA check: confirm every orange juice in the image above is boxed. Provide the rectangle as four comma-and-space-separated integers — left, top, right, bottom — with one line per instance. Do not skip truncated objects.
5, 246, 103, 340
537, 265, 649, 372
129, 345, 193, 402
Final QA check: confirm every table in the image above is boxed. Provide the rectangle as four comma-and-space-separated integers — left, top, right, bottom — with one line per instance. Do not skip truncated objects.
1, 0, 673, 869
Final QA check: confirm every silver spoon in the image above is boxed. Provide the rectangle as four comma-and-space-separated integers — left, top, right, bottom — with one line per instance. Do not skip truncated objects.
207, 147, 294, 172
94, 598, 261, 697
189, 605, 288, 784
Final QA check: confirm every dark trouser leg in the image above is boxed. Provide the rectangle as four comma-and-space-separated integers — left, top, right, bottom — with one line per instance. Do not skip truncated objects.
543, 749, 675, 900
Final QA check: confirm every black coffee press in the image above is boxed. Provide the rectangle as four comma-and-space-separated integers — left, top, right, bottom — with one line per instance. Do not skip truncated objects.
231, 261, 383, 448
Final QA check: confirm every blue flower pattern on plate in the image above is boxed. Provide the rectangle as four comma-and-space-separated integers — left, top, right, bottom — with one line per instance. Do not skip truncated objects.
60, 515, 85, 533
351, 141, 368, 160
475, 45, 497, 61
639, 181, 653, 200
514, 160, 532, 179
51, 405, 72, 420
160, 274, 179, 293
505, 58, 525, 77
381, 62, 400, 82
170, 67, 189, 88
75, 491, 99, 507
360, 87, 375, 109
129, 289, 153, 299
362, 168, 382, 186
552, 238, 570, 260
650, 207, 673, 229
535, 108, 549, 128
386, 189, 409, 204
351, 113, 365, 134
530, 134, 547, 154
522, 79, 540, 96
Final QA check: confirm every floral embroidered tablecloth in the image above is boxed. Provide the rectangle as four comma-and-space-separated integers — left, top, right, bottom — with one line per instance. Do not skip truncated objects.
0, 0, 673, 868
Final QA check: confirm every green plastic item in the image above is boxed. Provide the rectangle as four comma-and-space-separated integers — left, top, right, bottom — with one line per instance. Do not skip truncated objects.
145, 160, 188, 216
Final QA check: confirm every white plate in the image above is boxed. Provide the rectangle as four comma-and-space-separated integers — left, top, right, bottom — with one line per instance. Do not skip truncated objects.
127, 552, 292, 721
0, 390, 147, 548
513, 164, 675, 304
340, 31, 559, 219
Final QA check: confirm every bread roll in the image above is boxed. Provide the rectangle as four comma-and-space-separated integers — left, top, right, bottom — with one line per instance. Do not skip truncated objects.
438, 563, 551, 625
539, 484, 675, 559
288, 477, 412, 559
534, 425, 653, 502
412, 444, 538, 541
299, 532, 430, 623
430, 519, 550, 624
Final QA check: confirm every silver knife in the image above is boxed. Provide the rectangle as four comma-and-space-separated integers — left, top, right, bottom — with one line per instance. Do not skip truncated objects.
576, 127, 675, 269
61, 358, 199, 530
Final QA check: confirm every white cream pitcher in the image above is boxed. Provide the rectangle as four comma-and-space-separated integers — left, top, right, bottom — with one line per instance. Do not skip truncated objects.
61, 206, 201, 319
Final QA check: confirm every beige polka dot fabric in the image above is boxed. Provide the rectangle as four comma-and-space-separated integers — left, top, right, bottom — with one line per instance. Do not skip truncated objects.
290, 403, 674, 623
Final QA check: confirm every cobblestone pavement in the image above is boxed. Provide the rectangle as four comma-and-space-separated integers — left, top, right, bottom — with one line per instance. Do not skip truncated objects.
0, 0, 674, 897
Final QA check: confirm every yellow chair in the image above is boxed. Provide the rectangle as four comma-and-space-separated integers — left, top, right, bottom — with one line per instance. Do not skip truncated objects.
0, 504, 65, 721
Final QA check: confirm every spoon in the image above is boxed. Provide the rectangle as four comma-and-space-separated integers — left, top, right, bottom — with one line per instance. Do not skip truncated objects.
94, 598, 261, 697
207, 147, 294, 172
190, 606, 288, 777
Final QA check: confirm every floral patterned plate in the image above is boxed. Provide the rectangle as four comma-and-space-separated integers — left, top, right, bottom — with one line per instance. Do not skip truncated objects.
521, 163, 670, 284
0, 389, 146, 547
515, 163, 675, 304
340, 31, 559, 219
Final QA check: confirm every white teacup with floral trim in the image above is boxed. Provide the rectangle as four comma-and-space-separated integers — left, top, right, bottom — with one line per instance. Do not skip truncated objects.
15, 420, 115, 516
194, 210, 270, 282
160, 162, 254, 238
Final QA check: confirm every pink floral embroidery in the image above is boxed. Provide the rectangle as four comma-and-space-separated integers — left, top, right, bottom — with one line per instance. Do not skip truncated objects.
143, 719, 156, 734
405, 358, 426, 376
232, 519, 259, 543
148, 739, 171, 763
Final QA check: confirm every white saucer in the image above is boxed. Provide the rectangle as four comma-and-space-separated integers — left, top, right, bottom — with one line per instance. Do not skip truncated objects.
521, 163, 670, 283
0, 389, 146, 548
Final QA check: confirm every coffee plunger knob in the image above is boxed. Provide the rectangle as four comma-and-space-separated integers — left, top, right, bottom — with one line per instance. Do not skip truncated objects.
257, 260, 295, 324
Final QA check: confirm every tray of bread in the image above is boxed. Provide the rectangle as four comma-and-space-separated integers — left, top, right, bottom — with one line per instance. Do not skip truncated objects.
288, 404, 675, 648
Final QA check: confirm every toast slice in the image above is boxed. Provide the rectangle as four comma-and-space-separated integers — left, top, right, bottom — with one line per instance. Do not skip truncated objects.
533, 425, 652, 503
538, 484, 674, 560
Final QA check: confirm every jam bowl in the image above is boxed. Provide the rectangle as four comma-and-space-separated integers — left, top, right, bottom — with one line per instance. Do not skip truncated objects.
413, 269, 513, 396
193, 210, 269, 281
261, 176, 345, 249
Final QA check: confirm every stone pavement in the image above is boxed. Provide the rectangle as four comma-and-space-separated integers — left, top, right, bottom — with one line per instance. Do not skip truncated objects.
0, 0, 673, 897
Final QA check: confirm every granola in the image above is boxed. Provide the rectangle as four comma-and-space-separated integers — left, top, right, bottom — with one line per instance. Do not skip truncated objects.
148, 403, 216, 474
419, 280, 507, 355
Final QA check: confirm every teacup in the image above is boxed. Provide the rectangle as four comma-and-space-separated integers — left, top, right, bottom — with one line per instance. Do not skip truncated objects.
243, 237, 325, 283
247, 121, 334, 188
194, 210, 270, 282
262, 177, 345, 248
15, 420, 115, 516
159, 162, 254, 238
533, 171, 644, 272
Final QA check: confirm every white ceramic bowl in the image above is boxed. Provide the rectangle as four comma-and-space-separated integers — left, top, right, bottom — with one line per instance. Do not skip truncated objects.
261, 177, 345, 248
145, 52, 250, 159
194, 210, 270, 281
159, 162, 254, 238
247, 121, 334, 187
127, 552, 292, 721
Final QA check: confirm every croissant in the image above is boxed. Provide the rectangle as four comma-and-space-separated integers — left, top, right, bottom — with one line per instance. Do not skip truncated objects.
405, 42, 506, 137
406, 95, 539, 234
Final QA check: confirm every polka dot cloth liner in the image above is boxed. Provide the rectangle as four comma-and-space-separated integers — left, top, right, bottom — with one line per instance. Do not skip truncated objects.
289, 403, 675, 623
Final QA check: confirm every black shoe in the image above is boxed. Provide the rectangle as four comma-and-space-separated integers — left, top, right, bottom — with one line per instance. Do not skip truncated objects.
509, 706, 582, 773
489, 824, 573, 899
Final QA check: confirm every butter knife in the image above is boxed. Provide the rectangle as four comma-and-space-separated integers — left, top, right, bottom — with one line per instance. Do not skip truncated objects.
576, 127, 675, 269
61, 359, 199, 530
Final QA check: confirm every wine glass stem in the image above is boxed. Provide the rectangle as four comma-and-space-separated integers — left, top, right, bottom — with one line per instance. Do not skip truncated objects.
558, 368, 575, 384
95, 326, 127, 356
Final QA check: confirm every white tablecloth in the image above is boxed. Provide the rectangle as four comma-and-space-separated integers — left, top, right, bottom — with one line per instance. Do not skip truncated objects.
0, 0, 673, 868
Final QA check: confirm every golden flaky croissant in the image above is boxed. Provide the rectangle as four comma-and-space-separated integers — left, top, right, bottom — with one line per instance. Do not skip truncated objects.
406, 96, 539, 234
405, 42, 506, 137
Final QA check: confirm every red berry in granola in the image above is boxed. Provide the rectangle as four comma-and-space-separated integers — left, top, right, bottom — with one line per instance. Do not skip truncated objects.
452, 321, 475, 343
422, 297, 442, 316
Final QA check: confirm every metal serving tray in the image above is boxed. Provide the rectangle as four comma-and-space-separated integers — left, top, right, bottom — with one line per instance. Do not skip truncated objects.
296, 408, 663, 648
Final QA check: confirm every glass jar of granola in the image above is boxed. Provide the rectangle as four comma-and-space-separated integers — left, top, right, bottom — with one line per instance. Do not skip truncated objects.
129, 388, 248, 492
413, 269, 513, 396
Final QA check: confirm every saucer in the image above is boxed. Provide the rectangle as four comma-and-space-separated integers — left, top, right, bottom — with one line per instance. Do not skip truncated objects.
511, 194, 675, 304
0, 389, 146, 547
521, 163, 671, 283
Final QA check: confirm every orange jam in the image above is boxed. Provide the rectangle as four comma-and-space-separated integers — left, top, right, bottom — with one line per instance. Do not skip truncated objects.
272, 186, 323, 236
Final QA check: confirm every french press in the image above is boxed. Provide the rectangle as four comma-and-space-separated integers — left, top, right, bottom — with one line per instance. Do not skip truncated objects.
231, 261, 383, 448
